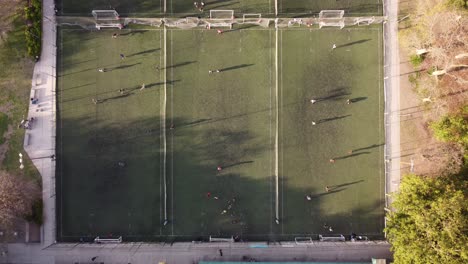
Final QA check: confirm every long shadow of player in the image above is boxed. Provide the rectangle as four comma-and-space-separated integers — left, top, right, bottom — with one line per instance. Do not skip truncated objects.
219, 64, 254, 72
337, 39, 372, 49
334, 152, 371, 161
317, 115, 351, 124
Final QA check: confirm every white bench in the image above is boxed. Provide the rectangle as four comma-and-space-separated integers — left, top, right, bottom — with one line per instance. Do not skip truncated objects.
319, 234, 345, 242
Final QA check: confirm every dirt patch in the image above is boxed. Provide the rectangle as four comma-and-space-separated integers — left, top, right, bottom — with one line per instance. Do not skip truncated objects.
0, 124, 14, 164
0, 0, 22, 41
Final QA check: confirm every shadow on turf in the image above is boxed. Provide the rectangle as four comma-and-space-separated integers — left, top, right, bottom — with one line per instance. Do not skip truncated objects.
127, 48, 160, 57
220, 64, 254, 72
337, 39, 372, 49
165, 61, 197, 69
318, 115, 351, 124
350, 97, 367, 103
334, 152, 371, 161
119, 30, 147, 36
109, 63, 142, 71
352, 143, 384, 152
318, 87, 351, 102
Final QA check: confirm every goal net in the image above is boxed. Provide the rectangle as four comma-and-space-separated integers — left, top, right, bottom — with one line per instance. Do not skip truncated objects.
92, 10, 123, 30
94, 236, 122, 243
318, 234, 345, 242
355, 17, 375, 26
318, 10, 345, 29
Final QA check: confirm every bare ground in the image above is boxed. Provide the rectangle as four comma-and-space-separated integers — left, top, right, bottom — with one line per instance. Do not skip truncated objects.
398, 0, 467, 177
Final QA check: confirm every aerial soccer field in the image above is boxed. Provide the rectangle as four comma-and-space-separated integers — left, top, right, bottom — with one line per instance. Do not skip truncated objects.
56, 4, 384, 243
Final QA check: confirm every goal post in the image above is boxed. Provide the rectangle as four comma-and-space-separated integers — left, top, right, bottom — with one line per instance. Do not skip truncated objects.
318, 10, 345, 29
92, 10, 123, 30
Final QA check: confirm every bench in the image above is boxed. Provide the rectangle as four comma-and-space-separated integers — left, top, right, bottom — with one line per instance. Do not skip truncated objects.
319, 234, 345, 242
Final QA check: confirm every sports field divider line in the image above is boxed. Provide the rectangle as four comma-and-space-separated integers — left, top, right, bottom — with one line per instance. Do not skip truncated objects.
162, 26, 168, 225
274, 27, 279, 223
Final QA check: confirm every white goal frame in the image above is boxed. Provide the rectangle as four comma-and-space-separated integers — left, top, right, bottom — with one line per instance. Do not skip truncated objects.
92, 10, 123, 30
92, 10, 120, 20
318, 10, 345, 29
210, 10, 234, 19
242, 13, 261, 23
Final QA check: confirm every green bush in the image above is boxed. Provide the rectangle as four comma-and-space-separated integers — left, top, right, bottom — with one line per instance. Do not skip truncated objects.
409, 54, 424, 67
431, 106, 468, 147
24, 0, 42, 58
25, 198, 43, 225
446, 0, 467, 9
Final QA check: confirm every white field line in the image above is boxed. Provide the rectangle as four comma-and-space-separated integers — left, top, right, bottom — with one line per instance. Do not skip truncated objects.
275, 27, 279, 221
163, 27, 168, 223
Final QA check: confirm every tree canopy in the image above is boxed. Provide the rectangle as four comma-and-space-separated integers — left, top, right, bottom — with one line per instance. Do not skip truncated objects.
385, 173, 468, 264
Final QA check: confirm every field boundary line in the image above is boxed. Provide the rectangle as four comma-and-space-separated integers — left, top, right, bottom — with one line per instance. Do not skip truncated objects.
275, 27, 279, 223
163, 26, 168, 225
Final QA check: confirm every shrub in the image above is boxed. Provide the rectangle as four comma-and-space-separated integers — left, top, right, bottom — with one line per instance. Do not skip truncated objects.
24, 0, 42, 58
446, 0, 467, 9
409, 54, 424, 67
431, 106, 468, 147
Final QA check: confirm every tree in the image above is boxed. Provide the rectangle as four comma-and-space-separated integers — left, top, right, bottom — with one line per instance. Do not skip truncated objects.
385, 174, 468, 264
0, 170, 39, 229
431, 106, 468, 147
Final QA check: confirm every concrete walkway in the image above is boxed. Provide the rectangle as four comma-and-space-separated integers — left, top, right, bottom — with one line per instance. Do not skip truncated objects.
22, 0, 57, 248
5, 242, 391, 264
383, 0, 401, 207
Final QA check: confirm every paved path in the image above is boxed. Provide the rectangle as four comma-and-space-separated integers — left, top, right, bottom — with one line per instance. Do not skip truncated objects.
5, 242, 391, 264
383, 0, 401, 208
23, 0, 57, 247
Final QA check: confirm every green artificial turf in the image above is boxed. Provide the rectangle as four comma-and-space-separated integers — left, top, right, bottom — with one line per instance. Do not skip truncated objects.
166, 29, 275, 239
57, 26, 384, 241
278, 27, 384, 237
57, 29, 164, 240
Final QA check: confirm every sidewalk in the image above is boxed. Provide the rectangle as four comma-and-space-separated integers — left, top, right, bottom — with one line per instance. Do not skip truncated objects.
23, 0, 57, 248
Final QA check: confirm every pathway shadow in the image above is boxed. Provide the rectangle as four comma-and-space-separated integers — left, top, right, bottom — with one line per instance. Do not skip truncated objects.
220, 64, 254, 72
337, 39, 371, 49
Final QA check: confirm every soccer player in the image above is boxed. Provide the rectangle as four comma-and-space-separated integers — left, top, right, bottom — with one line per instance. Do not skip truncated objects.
325, 186, 330, 192
329, 159, 335, 163
140, 83, 145, 90
217, 165, 222, 171
120, 53, 125, 59
98, 68, 105, 72
310, 99, 316, 104
112, 33, 118, 38
217, 29, 223, 34
312, 121, 316, 125
332, 44, 337, 49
